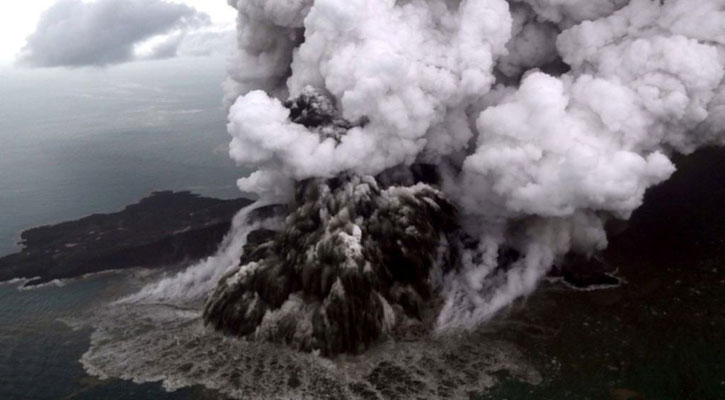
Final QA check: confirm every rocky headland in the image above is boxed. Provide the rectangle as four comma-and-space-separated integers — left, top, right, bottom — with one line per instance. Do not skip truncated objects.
0, 191, 252, 287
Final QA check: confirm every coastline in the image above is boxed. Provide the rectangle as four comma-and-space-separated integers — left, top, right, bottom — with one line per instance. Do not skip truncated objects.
0, 191, 252, 287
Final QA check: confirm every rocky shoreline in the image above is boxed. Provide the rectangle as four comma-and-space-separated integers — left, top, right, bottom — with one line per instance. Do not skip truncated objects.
0, 191, 252, 287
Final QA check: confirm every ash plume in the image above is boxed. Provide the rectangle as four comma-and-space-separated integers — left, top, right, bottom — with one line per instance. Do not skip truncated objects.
208, 0, 725, 353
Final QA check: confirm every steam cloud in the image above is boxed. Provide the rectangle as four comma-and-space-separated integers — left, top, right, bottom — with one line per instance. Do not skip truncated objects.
219, 0, 725, 332
19, 0, 211, 67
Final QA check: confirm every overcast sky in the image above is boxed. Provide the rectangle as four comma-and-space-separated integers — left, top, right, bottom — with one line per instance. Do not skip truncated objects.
0, 0, 236, 66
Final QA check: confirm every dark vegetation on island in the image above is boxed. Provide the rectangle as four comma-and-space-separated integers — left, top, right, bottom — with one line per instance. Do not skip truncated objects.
0, 191, 252, 287
479, 146, 725, 400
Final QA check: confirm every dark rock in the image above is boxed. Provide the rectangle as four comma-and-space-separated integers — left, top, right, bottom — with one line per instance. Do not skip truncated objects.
247, 204, 288, 224
239, 229, 276, 266
284, 86, 349, 130
283, 86, 365, 142
552, 253, 621, 289
0, 191, 252, 286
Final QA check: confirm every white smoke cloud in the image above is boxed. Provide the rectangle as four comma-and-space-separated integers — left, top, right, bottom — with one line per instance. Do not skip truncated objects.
497, 2, 560, 79
461, 72, 676, 219
229, 0, 513, 183
441, 0, 725, 326
515, 0, 630, 26
222, 0, 724, 330
18, 0, 211, 67
221, 0, 310, 107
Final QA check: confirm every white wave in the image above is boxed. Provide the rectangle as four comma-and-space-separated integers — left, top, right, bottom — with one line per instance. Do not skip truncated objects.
118, 201, 277, 305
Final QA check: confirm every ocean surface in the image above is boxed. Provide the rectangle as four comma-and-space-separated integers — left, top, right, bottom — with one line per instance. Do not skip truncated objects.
0, 273, 208, 399
0, 58, 249, 256
0, 58, 247, 399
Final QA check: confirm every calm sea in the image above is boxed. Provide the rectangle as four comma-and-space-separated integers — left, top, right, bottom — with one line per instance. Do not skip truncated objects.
0, 57, 246, 399
0, 57, 249, 256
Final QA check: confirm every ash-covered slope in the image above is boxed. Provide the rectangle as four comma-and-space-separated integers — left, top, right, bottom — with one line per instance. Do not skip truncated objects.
0, 191, 252, 286
204, 90, 457, 355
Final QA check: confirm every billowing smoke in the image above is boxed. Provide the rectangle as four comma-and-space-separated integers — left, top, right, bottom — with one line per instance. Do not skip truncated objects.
127, 0, 720, 357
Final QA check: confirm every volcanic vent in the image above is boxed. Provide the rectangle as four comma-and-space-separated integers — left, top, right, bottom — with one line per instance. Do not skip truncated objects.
203, 88, 458, 355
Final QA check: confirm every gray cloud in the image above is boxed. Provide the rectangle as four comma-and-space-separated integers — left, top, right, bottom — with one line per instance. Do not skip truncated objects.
145, 29, 235, 61
176, 30, 235, 57
18, 0, 210, 67
146, 33, 185, 60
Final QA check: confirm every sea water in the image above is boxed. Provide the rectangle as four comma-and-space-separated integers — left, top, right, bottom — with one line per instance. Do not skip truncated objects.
0, 57, 249, 256
0, 57, 247, 399
0, 271, 223, 399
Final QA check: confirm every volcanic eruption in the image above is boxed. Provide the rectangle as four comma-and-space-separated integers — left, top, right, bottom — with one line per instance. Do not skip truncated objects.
74, 1, 725, 398
198, 0, 725, 354
204, 89, 459, 355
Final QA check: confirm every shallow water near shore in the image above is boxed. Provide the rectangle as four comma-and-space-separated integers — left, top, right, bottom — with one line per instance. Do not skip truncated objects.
0, 271, 219, 399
